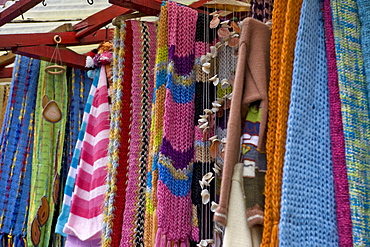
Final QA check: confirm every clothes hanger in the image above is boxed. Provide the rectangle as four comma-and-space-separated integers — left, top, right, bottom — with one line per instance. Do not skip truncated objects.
203, 0, 251, 12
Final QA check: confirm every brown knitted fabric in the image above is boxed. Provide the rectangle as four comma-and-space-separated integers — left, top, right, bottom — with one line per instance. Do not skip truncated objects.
214, 18, 271, 226
261, 0, 303, 246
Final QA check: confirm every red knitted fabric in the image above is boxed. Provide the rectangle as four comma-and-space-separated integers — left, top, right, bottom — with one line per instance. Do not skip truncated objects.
110, 21, 133, 247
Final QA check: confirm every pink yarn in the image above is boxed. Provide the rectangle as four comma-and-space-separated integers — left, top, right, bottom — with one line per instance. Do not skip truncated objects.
323, 0, 353, 246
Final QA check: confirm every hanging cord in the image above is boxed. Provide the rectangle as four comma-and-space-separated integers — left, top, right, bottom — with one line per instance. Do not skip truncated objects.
45, 35, 65, 75
87, 0, 94, 5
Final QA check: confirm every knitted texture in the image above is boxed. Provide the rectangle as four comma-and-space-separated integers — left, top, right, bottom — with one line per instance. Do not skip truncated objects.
0, 56, 40, 245
279, 0, 338, 245
155, 2, 197, 245
262, 0, 302, 245
144, 3, 168, 246
322, 0, 353, 245
63, 66, 110, 244
0, 84, 10, 131
120, 20, 156, 247
56, 68, 100, 236
331, 0, 370, 245
102, 21, 132, 247
27, 60, 68, 247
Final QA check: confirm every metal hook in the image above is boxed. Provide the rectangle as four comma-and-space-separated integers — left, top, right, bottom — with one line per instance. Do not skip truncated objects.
87, 0, 93, 5
42, 0, 47, 6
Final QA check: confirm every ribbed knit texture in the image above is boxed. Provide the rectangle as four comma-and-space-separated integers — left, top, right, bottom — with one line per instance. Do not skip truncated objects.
119, 20, 156, 247
154, 2, 197, 246
262, 0, 302, 245
323, 0, 353, 245
279, 0, 338, 245
27, 60, 68, 247
56, 68, 100, 236
102, 21, 132, 247
331, 0, 370, 245
144, 4, 168, 246
63, 66, 110, 244
0, 84, 10, 132
0, 56, 40, 246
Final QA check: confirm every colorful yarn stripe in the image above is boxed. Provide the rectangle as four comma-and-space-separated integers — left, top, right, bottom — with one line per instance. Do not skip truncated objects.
120, 20, 156, 247
55, 68, 100, 237
262, 0, 302, 246
63, 66, 110, 244
331, 0, 370, 245
0, 56, 40, 244
279, 0, 338, 245
144, 3, 168, 246
323, 0, 353, 245
27, 60, 68, 247
155, 2, 197, 246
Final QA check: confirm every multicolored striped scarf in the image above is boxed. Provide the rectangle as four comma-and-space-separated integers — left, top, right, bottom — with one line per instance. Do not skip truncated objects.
0, 84, 10, 132
279, 0, 338, 245
27, 60, 68, 247
331, 0, 370, 245
119, 20, 156, 247
102, 21, 132, 247
155, 2, 198, 246
63, 66, 110, 245
0, 55, 40, 246
55, 68, 100, 237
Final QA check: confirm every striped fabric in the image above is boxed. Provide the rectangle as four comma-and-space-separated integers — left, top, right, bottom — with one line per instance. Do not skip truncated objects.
27, 61, 68, 247
331, 0, 370, 245
55, 68, 100, 236
63, 66, 110, 244
120, 20, 156, 247
0, 55, 40, 246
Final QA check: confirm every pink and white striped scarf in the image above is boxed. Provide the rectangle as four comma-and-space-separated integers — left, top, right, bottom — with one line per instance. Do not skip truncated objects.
63, 66, 110, 245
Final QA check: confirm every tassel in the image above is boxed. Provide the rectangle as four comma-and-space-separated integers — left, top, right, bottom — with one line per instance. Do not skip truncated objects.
155, 228, 162, 246
160, 234, 167, 247
7, 235, 12, 247
270, 223, 279, 247
166, 241, 172, 247
180, 240, 188, 247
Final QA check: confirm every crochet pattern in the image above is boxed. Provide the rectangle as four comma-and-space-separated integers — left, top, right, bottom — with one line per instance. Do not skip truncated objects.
144, 3, 168, 246
27, 60, 68, 247
279, 0, 338, 245
323, 0, 353, 245
55, 68, 100, 237
120, 20, 156, 247
262, 0, 302, 245
0, 56, 40, 246
331, 0, 370, 245
155, 2, 198, 245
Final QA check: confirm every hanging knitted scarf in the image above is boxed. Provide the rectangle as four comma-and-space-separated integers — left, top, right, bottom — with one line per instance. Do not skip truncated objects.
119, 20, 156, 247
101, 21, 132, 247
0, 84, 10, 131
63, 66, 110, 245
322, 0, 353, 245
27, 60, 67, 247
144, 3, 168, 246
55, 68, 100, 236
262, 0, 302, 245
278, 0, 338, 245
155, 2, 197, 246
0, 56, 40, 246
331, 0, 370, 245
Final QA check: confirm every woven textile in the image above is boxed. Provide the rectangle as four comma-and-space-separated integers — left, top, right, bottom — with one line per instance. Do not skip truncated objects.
262, 0, 302, 245
0, 84, 10, 131
119, 20, 156, 247
101, 21, 132, 247
0, 56, 40, 246
155, 2, 197, 246
63, 66, 109, 244
279, 0, 338, 245
144, 3, 168, 246
27, 61, 68, 247
322, 0, 353, 245
331, 0, 370, 245
55, 68, 100, 236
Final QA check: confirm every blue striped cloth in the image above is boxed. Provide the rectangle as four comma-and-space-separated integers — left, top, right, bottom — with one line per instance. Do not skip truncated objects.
279, 0, 339, 246
55, 68, 100, 236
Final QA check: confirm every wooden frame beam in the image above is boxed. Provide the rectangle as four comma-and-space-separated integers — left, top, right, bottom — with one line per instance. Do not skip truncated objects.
0, 0, 44, 27
73, 5, 132, 39
0, 29, 114, 51
109, 0, 161, 16
0, 52, 16, 68
0, 68, 13, 78
12, 46, 87, 69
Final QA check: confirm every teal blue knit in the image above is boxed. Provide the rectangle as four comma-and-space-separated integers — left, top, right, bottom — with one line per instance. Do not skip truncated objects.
279, 0, 339, 246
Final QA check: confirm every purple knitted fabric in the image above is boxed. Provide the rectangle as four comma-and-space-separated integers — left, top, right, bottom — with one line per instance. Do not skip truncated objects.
323, 0, 353, 246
